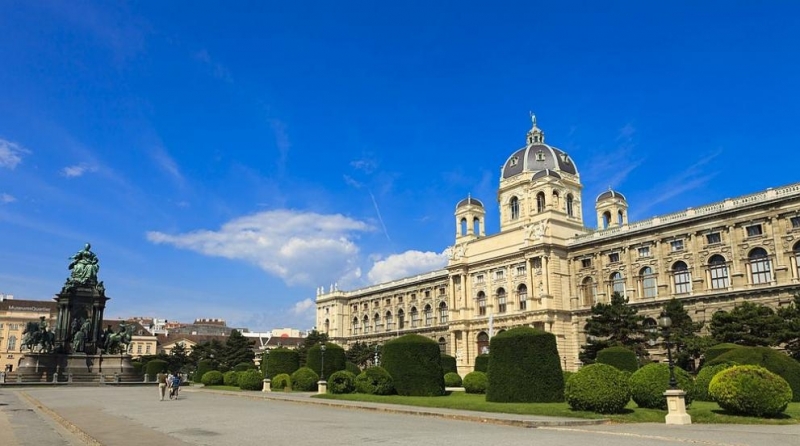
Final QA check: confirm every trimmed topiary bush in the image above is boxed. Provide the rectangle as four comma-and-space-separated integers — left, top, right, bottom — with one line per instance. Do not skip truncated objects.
441, 354, 457, 374
306, 344, 346, 380
704, 343, 741, 364
345, 362, 361, 375
131, 361, 144, 376
328, 371, 357, 394
563, 371, 575, 385
355, 366, 395, 395
290, 367, 320, 391
223, 370, 240, 386
233, 362, 255, 372
201, 370, 224, 386
565, 363, 631, 414
596, 346, 639, 373
629, 363, 696, 409
145, 359, 168, 381
194, 360, 214, 382
382, 334, 444, 396
272, 373, 291, 391
709, 365, 793, 417
474, 354, 490, 373
444, 372, 463, 387
707, 346, 800, 402
238, 369, 263, 391
265, 348, 300, 379
695, 361, 738, 401
486, 327, 564, 403
462, 371, 488, 394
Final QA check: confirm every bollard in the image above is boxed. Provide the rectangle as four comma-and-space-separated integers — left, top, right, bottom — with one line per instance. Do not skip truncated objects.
317, 380, 327, 395
262, 378, 272, 392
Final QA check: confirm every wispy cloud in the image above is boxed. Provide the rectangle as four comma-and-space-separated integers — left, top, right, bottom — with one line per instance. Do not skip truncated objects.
366, 250, 448, 284
368, 189, 391, 242
150, 145, 185, 186
0, 138, 30, 169
291, 298, 315, 316
351, 157, 378, 174
146, 210, 374, 286
270, 119, 290, 175
582, 123, 644, 190
61, 163, 98, 178
0, 193, 15, 204
194, 49, 233, 83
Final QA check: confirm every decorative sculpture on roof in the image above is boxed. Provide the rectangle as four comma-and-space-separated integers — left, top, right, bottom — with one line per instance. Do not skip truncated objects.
64, 243, 99, 289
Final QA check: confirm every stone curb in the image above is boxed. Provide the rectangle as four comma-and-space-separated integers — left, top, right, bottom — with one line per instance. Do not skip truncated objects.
187, 388, 608, 428
18, 391, 101, 446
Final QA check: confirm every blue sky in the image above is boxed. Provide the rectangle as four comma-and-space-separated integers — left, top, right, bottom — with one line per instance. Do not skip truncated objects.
2, 2, 799, 331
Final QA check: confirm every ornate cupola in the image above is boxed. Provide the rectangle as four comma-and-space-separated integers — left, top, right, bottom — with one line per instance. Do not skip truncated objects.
455, 194, 486, 242
526, 113, 545, 145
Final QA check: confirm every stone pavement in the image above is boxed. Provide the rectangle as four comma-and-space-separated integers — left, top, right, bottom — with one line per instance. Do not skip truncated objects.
1, 386, 798, 446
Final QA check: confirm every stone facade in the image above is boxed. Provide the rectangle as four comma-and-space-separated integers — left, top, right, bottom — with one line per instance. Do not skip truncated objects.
316, 118, 800, 374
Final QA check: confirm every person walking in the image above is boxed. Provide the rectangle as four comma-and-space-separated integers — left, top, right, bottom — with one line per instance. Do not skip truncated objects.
157, 371, 168, 401
170, 372, 182, 400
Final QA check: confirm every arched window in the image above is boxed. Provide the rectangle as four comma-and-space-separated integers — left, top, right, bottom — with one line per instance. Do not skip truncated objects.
552, 190, 560, 210
477, 292, 487, 316
397, 309, 405, 329
460, 218, 467, 236
497, 288, 507, 313
640, 267, 657, 298
385, 311, 393, 331
517, 284, 528, 311
709, 254, 729, 289
8, 335, 17, 351
324, 319, 330, 333
352, 317, 360, 335
374, 313, 382, 331
611, 272, 625, 296
438, 302, 448, 324
673, 261, 691, 294
618, 210, 624, 226
424, 304, 433, 326
566, 194, 574, 217
510, 196, 520, 220
473, 217, 481, 235
410, 307, 420, 328
438, 337, 447, 355
581, 277, 596, 307
794, 241, 800, 279
477, 332, 490, 355
749, 247, 772, 284
602, 211, 611, 229
536, 192, 546, 213
363, 315, 370, 334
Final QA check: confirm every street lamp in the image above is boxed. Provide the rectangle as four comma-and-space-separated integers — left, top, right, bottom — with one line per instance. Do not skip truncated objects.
320, 344, 326, 380
658, 311, 678, 389
264, 349, 270, 378
374, 344, 380, 367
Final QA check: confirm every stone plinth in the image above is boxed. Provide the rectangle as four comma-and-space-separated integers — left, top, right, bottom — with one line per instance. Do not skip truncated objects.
664, 389, 692, 425
317, 380, 327, 394
262, 378, 271, 392
16, 353, 139, 383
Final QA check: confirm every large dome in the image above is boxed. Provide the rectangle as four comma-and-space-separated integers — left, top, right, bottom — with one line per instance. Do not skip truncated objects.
501, 117, 579, 179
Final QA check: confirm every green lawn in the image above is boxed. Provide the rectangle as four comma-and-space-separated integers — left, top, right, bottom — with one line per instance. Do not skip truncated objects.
204, 385, 242, 391
314, 392, 800, 424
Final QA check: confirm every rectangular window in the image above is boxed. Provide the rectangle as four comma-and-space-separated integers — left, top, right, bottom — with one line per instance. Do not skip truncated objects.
516, 265, 526, 276
425, 290, 430, 298
439, 287, 445, 295
385, 298, 391, 306
532, 258, 542, 269
746, 224, 763, 237
137, 344, 142, 354
791, 216, 800, 229
637, 246, 650, 258
146, 345, 151, 354
608, 252, 620, 263
475, 274, 484, 284
581, 258, 592, 268
674, 270, 691, 294
425, 309, 433, 326
495, 270, 505, 281
670, 240, 684, 252
706, 232, 721, 244
498, 294, 507, 313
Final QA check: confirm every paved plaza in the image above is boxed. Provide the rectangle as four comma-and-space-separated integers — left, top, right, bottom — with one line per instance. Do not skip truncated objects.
1, 386, 798, 446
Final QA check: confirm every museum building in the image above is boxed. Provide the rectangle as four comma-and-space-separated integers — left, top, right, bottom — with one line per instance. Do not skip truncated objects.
315, 118, 800, 374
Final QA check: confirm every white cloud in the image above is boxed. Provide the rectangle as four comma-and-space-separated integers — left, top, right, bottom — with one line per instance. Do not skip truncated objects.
291, 298, 315, 316
0, 138, 30, 169
366, 250, 448, 284
147, 210, 373, 286
150, 145, 184, 185
351, 158, 377, 174
0, 193, 15, 204
61, 163, 98, 178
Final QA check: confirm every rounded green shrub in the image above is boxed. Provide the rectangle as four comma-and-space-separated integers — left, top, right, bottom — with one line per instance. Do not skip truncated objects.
596, 346, 639, 373
474, 354, 490, 373
290, 367, 320, 391
233, 362, 255, 372
441, 354, 457, 375
306, 344, 346, 380
707, 346, 800, 402
355, 366, 395, 395
709, 365, 793, 417
704, 343, 741, 363
695, 361, 738, 401
382, 334, 444, 396
272, 373, 291, 391
328, 370, 357, 394
629, 363, 696, 409
565, 363, 631, 414
238, 369, 264, 391
131, 361, 144, 376
223, 370, 240, 386
444, 372, 463, 387
462, 371, 488, 394
345, 361, 361, 375
563, 371, 575, 385
194, 360, 214, 382
265, 348, 300, 379
201, 370, 224, 386
486, 327, 564, 403
145, 359, 168, 381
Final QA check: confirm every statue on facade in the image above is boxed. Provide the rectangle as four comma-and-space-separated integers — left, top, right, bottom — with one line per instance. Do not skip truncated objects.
65, 243, 100, 288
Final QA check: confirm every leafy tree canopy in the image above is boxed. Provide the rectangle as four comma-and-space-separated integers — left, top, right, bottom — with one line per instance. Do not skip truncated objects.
580, 293, 646, 364
777, 293, 800, 360
710, 301, 785, 346
221, 330, 255, 369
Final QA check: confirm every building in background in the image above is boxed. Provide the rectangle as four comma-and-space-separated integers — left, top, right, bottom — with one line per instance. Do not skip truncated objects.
316, 117, 800, 373
0, 297, 57, 372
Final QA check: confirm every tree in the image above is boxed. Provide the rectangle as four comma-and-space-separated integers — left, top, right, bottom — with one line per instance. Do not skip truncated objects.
580, 293, 646, 364
777, 293, 800, 360
346, 341, 374, 368
661, 299, 707, 371
297, 329, 329, 367
221, 330, 255, 369
189, 338, 224, 370
710, 301, 785, 346
168, 342, 190, 373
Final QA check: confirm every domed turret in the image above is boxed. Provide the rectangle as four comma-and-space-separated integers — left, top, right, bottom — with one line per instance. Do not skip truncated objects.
595, 188, 628, 229
501, 115, 579, 180
455, 194, 485, 241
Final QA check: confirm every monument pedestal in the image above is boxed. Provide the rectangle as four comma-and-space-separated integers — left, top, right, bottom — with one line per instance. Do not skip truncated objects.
17, 353, 138, 383
664, 389, 692, 425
